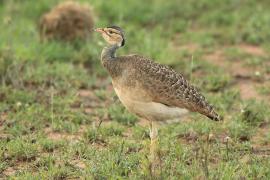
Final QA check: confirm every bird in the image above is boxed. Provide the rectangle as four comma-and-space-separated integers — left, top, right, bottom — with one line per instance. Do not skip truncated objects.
95, 25, 221, 174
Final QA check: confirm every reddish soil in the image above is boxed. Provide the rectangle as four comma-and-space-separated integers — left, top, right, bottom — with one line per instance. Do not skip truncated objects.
237, 80, 261, 100
202, 45, 268, 100
44, 127, 82, 141
239, 44, 266, 56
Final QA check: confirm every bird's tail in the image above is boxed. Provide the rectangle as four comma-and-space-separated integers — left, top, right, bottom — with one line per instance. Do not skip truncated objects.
199, 103, 223, 121
206, 110, 223, 121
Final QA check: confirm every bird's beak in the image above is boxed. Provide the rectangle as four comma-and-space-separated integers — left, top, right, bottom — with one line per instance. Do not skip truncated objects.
94, 28, 104, 33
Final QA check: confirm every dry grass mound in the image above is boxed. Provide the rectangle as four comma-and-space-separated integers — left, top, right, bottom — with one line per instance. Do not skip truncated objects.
39, 1, 94, 41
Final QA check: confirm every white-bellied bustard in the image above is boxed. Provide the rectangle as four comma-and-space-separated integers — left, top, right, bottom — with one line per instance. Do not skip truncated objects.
95, 26, 222, 175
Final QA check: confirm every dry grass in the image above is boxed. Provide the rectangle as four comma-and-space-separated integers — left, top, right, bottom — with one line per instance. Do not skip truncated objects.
39, 1, 94, 42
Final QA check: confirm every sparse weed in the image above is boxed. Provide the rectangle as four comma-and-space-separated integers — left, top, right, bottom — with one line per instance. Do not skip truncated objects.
257, 83, 270, 95
204, 72, 231, 92
6, 139, 38, 161
224, 47, 249, 61
227, 119, 254, 141
39, 138, 65, 152
239, 100, 269, 126
108, 104, 138, 126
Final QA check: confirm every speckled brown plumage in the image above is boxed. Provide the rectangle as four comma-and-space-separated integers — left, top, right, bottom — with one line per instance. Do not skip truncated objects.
102, 54, 221, 121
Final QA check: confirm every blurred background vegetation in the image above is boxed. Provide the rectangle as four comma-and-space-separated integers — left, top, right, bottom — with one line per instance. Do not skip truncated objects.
0, 0, 270, 179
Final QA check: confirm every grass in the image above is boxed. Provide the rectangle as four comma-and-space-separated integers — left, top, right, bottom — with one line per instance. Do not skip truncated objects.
0, 0, 270, 179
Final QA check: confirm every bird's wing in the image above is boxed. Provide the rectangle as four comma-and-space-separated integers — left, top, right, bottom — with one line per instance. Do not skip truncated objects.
123, 55, 221, 121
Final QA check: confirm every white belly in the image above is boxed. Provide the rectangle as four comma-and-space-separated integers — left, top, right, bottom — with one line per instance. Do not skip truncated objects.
114, 86, 188, 122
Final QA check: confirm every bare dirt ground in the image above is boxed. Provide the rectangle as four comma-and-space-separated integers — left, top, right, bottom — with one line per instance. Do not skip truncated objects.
189, 44, 269, 101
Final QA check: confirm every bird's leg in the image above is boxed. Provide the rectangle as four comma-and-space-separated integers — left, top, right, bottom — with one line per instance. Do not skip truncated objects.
149, 120, 160, 176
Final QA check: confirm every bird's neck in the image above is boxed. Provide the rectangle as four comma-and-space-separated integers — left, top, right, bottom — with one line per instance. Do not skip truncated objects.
101, 44, 120, 62
101, 44, 123, 78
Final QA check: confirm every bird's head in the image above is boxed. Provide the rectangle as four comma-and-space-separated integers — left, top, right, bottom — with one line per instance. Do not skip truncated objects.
95, 26, 125, 47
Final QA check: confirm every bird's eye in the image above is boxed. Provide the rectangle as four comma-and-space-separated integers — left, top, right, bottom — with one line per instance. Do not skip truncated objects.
108, 30, 113, 34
